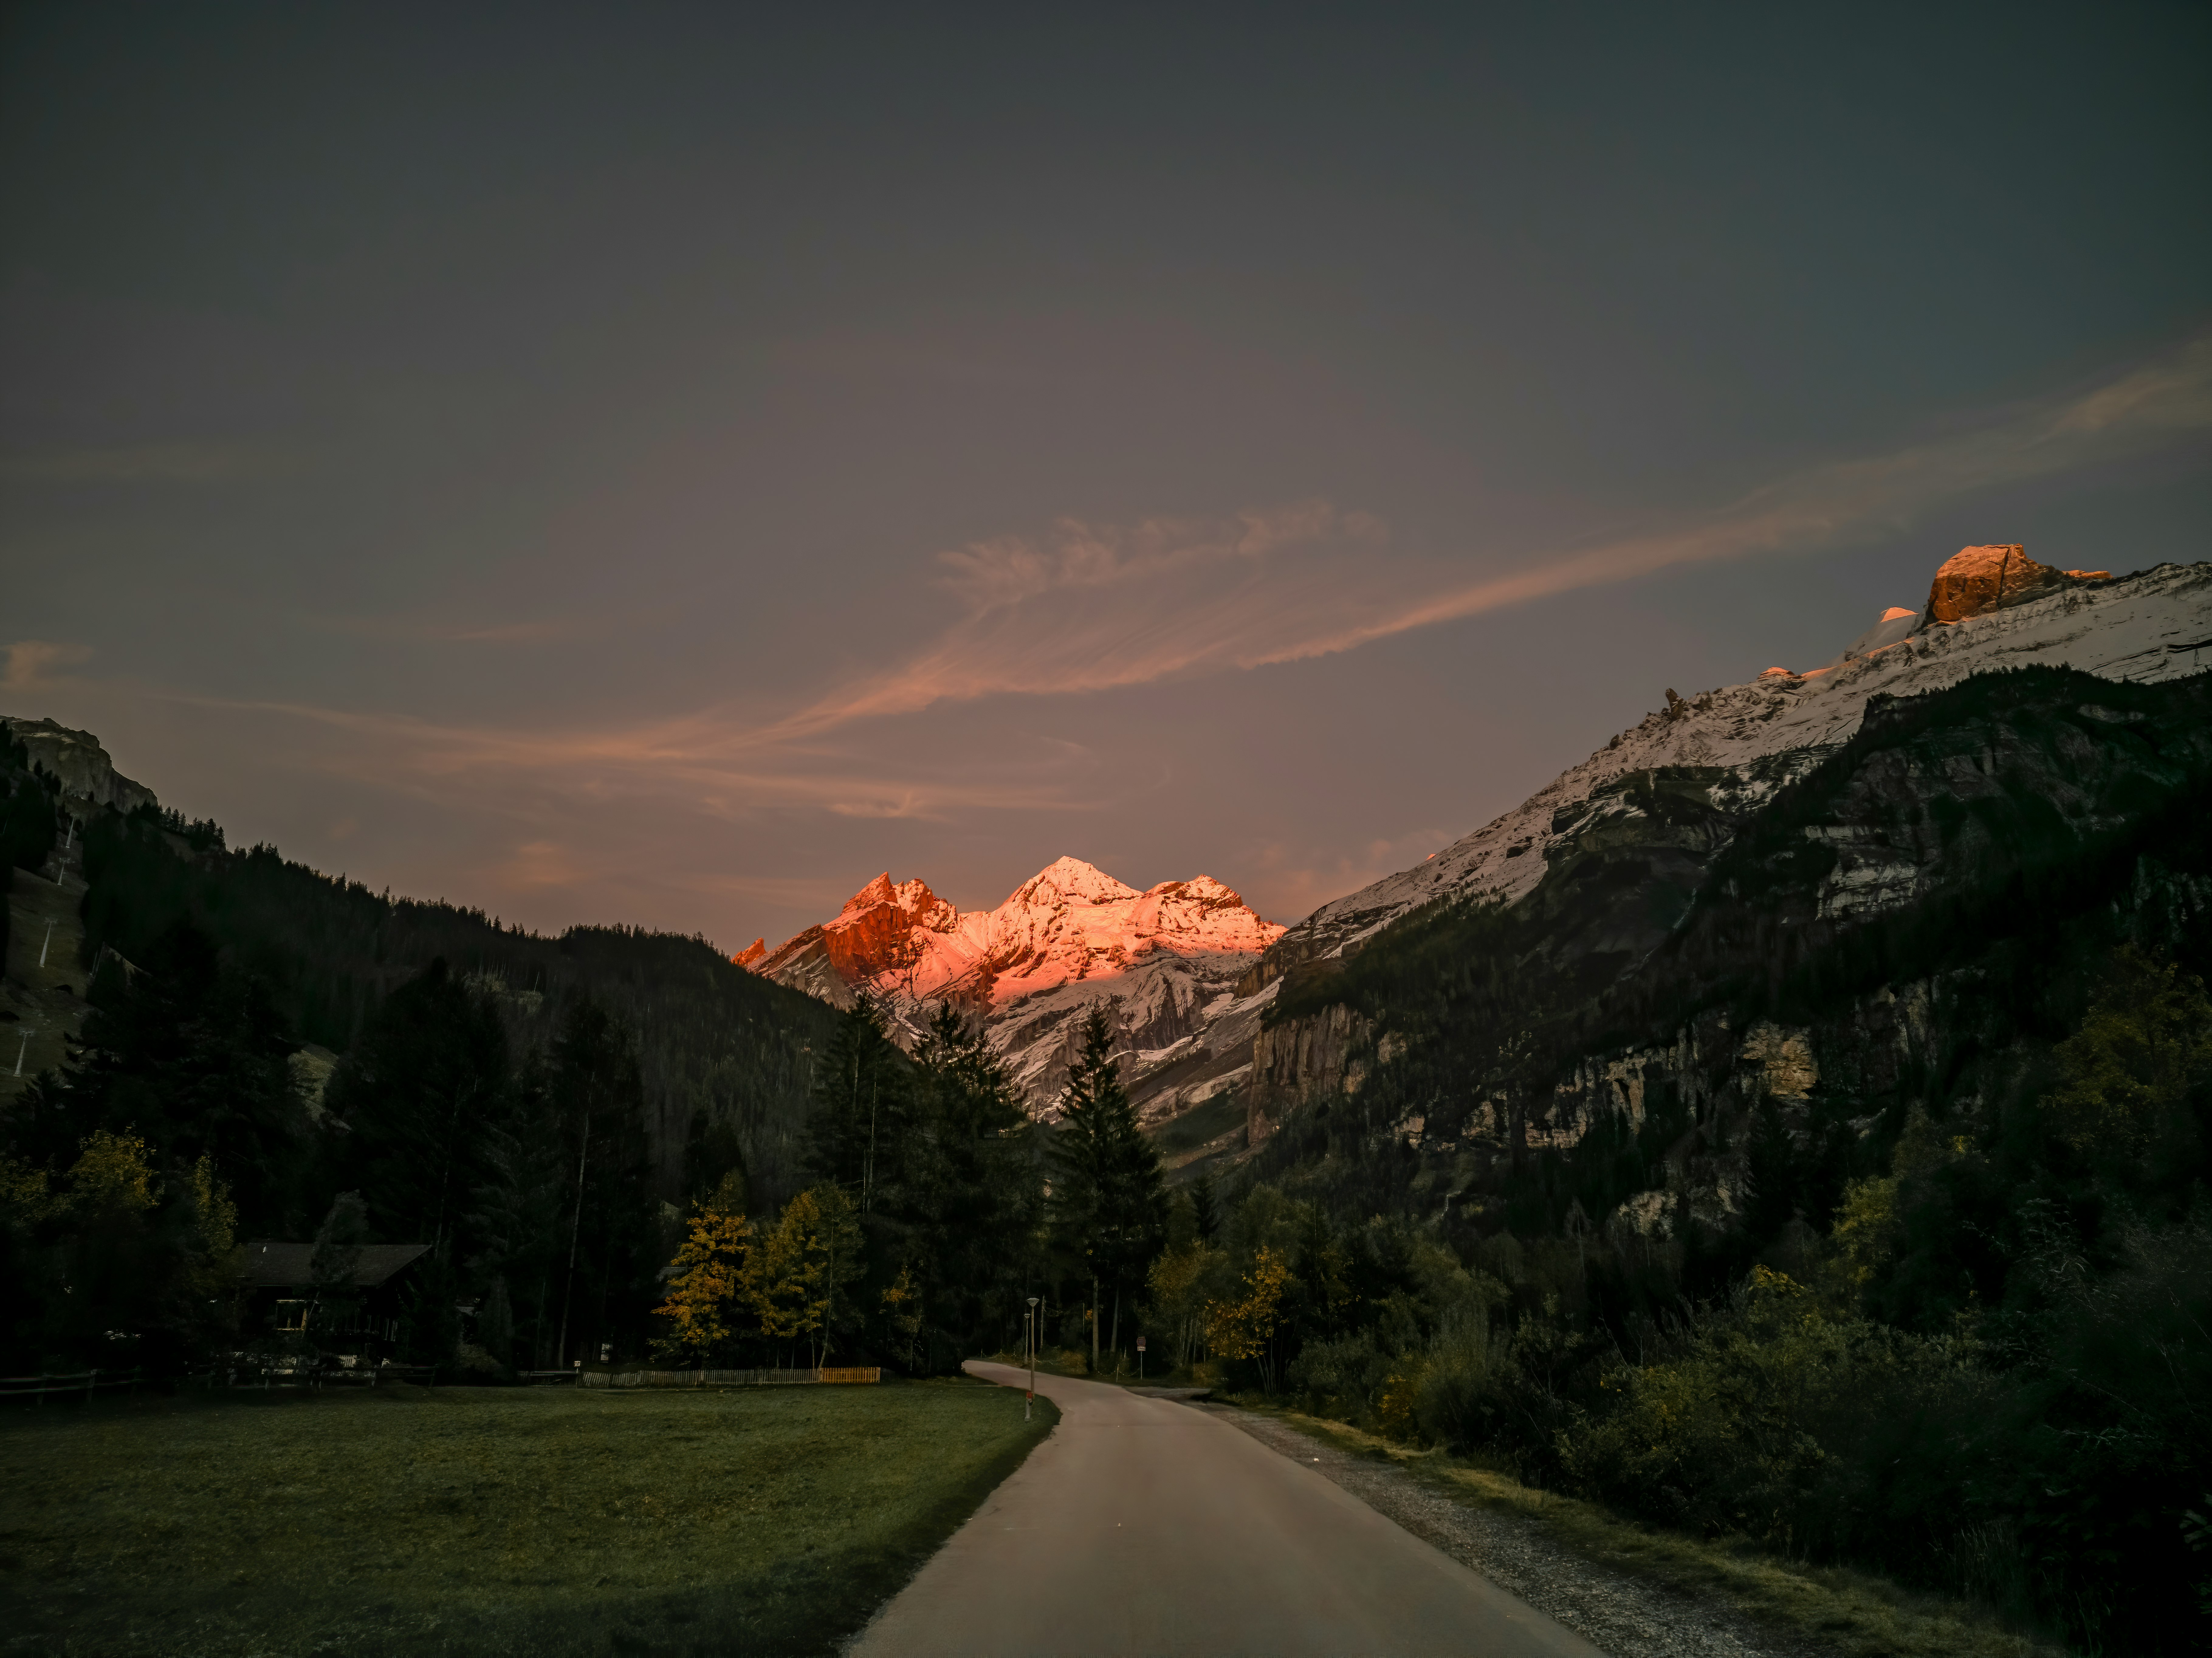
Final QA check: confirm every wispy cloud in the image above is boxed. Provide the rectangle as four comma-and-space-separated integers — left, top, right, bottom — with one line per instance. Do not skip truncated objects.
2, 640, 92, 693
101, 333, 2212, 837
153, 690, 1111, 826
772, 332, 2212, 734
500, 840, 588, 889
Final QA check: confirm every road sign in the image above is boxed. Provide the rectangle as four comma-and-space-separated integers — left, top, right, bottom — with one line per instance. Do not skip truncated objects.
1136, 1336, 1146, 1350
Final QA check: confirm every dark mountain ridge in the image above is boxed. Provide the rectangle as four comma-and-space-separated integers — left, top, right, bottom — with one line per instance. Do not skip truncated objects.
1253, 664, 2212, 1242
1, 738, 839, 1213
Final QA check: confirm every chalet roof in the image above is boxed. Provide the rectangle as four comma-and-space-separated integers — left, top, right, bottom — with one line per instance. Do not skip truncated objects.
243, 1240, 430, 1290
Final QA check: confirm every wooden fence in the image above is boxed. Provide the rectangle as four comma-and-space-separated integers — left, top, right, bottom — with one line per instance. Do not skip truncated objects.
581, 1366, 881, 1389
205, 1362, 435, 1390
0, 1368, 143, 1404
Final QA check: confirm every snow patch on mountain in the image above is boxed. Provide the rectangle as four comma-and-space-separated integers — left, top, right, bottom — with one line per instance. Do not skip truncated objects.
1258, 556, 2212, 979
742, 856, 1285, 1122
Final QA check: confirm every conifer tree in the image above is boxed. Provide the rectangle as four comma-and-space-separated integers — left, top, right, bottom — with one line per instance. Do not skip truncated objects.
803, 991, 910, 1212
896, 1002, 1041, 1368
325, 957, 509, 1258
544, 999, 657, 1365
13, 919, 302, 1231
1191, 1170, 1219, 1243
1051, 1006, 1166, 1369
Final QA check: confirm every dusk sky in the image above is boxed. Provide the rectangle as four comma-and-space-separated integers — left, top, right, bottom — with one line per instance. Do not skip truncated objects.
4, 4, 2208, 951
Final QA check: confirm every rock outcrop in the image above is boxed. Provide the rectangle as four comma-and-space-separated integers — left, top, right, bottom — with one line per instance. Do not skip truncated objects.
1922, 543, 2109, 624
1, 717, 156, 815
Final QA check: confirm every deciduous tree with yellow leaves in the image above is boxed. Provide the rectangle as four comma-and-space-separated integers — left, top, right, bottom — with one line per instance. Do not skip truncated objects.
1205, 1245, 1292, 1391
651, 1201, 757, 1365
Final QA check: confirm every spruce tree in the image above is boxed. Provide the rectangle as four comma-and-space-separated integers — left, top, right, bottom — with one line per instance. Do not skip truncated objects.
12, 918, 301, 1230
803, 991, 909, 1211
900, 1002, 1041, 1369
1050, 1006, 1166, 1370
323, 957, 509, 1259
1190, 1169, 1219, 1243
543, 999, 657, 1366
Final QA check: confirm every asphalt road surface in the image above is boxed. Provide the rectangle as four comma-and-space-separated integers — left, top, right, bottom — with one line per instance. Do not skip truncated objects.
850, 1361, 1606, 1658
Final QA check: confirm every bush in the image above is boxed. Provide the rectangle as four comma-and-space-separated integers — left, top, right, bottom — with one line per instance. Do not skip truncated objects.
1558, 1267, 1984, 1555
1413, 1301, 1499, 1449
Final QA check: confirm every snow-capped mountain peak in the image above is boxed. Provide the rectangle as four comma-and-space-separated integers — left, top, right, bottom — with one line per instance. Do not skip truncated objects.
740, 855, 1286, 1116
1006, 856, 1141, 910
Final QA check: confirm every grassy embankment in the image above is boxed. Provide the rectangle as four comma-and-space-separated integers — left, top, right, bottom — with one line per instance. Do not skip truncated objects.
0, 1376, 1054, 1656
1242, 1404, 2063, 1658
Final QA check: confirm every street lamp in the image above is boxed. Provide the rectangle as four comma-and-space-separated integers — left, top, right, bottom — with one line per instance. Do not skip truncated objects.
1025, 1295, 1040, 1421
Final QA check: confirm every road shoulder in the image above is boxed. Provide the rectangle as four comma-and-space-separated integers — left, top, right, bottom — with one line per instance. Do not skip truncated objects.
1200, 1404, 2053, 1658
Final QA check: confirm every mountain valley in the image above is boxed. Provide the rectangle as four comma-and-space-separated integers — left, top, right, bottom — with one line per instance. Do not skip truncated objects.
737, 545, 2212, 1199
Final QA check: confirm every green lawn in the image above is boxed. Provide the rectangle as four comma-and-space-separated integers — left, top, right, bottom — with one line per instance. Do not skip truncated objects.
0, 1377, 1055, 1657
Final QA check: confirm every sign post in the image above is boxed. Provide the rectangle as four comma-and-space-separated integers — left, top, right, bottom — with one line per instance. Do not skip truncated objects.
1136, 1334, 1146, 1382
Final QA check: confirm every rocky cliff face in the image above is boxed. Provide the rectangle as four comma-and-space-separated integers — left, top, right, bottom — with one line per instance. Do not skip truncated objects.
1, 718, 156, 817
1922, 542, 2109, 624
741, 856, 1284, 1122
1251, 554, 2211, 1004
1254, 652, 2212, 1247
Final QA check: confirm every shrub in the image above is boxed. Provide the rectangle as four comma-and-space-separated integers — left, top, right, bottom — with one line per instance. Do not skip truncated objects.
1558, 1267, 1984, 1555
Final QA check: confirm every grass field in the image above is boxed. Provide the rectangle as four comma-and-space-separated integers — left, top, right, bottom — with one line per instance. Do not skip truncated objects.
0, 1376, 1055, 1657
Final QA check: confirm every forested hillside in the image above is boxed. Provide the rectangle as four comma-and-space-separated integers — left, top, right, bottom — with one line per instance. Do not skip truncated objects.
69, 805, 840, 1204
1176, 665, 2212, 1654
0, 727, 842, 1378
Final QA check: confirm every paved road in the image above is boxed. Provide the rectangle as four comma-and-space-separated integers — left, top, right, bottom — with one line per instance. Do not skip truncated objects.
850, 1362, 1605, 1658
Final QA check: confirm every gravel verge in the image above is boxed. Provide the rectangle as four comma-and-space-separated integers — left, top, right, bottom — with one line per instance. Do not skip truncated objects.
1200, 1402, 1815, 1658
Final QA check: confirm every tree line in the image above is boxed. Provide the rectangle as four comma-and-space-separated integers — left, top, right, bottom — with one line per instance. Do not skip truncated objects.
1, 889, 1185, 1385
1, 923, 667, 1378
651, 995, 1172, 1376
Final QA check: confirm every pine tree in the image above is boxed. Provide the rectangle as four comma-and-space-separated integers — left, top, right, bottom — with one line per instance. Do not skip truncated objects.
13, 919, 303, 1231
468, 1063, 570, 1367
803, 991, 910, 1212
896, 1002, 1041, 1369
324, 957, 509, 1258
1051, 1006, 1166, 1371
1191, 1170, 1219, 1243
544, 1000, 657, 1365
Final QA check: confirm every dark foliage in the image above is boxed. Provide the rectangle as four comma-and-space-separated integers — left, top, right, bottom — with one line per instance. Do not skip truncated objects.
74, 804, 837, 1203
1050, 1006, 1167, 1361
1223, 666, 2212, 1653
783, 996, 1043, 1371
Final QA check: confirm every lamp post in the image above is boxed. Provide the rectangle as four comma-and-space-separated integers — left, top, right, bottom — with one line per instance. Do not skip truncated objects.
1025, 1295, 1040, 1421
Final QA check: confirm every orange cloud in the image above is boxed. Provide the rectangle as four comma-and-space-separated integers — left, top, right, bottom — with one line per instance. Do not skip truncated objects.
775, 332, 2212, 734
2, 640, 92, 693
114, 332, 2212, 833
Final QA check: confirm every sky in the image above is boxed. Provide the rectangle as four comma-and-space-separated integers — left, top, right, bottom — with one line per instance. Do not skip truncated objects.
3, 2, 2208, 951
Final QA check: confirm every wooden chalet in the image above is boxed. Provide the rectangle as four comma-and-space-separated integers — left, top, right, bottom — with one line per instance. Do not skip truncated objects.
243, 1239, 430, 1356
